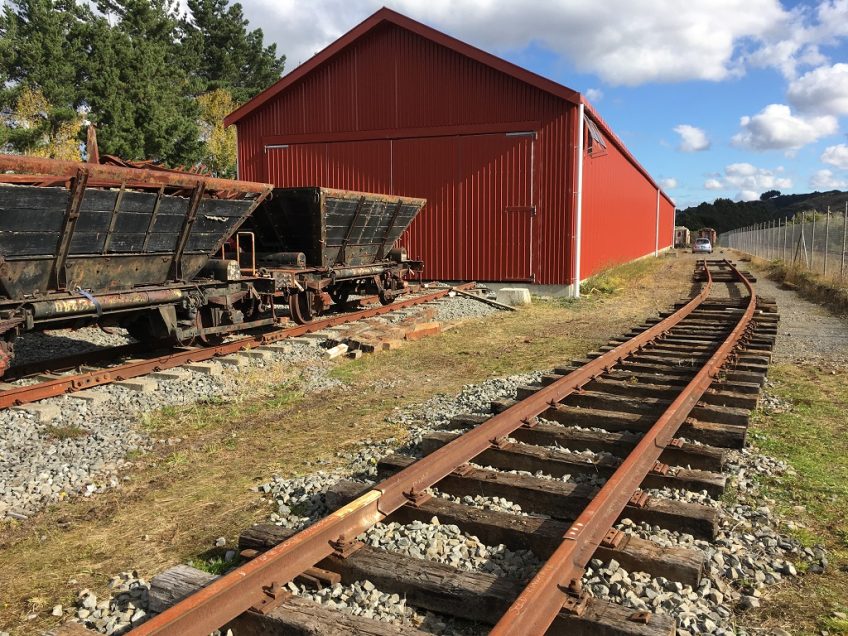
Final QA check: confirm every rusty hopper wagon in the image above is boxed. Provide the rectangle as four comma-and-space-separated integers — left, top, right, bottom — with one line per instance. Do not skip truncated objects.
239, 187, 424, 323
696, 227, 717, 245
0, 156, 424, 375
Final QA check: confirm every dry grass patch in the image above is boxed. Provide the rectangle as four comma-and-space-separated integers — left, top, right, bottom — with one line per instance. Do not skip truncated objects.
0, 254, 693, 635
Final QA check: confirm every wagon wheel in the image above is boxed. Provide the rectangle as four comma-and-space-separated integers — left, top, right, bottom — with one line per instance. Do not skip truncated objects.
196, 310, 225, 347
378, 290, 395, 306
289, 290, 315, 324
329, 288, 350, 306
0, 337, 14, 379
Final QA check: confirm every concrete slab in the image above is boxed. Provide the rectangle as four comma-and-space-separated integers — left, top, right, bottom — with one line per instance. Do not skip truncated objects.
182, 362, 222, 376
68, 389, 110, 405
11, 402, 60, 423
325, 343, 349, 359
149, 369, 190, 381
256, 344, 291, 354
495, 287, 532, 306
237, 350, 273, 361
217, 356, 247, 368
115, 377, 158, 393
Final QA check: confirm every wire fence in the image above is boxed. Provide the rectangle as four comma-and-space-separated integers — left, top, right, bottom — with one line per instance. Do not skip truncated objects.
720, 203, 848, 282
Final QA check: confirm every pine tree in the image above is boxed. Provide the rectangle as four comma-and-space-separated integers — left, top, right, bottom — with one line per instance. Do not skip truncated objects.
180, 0, 284, 102
84, 0, 202, 165
0, 0, 89, 109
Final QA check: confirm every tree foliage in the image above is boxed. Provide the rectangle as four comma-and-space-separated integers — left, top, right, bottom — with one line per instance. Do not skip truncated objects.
676, 190, 848, 234
197, 88, 238, 177
180, 0, 285, 102
1, 86, 83, 159
0, 0, 284, 167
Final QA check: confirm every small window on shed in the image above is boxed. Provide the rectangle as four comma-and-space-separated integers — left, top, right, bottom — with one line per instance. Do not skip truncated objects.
585, 119, 607, 156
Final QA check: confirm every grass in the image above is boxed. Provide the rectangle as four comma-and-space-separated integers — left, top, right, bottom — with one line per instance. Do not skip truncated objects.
44, 425, 88, 440
746, 363, 848, 635
0, 254, 695, 635
739, 251, 848, 316
580, 257, 661, 296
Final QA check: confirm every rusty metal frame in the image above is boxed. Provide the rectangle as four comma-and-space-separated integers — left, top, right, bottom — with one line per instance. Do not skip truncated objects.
0, 284, 475, 410
335, 195, 367, 265
52, 169, 89, 290
374, 199, 404, 262
141, 186, 166, 252
101, 183, 126, 255
128, 262, 730, 636
168, 183, 205, 281
0, 154, 272, 196
490, 259, 756, 635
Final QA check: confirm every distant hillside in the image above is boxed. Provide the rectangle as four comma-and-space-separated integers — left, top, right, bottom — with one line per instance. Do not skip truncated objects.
676, 190, 848, 235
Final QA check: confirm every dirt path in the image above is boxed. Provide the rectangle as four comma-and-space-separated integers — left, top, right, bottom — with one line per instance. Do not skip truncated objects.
751, 271, 848, 366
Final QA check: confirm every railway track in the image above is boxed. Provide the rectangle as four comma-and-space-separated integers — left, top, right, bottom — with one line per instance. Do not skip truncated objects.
84, 258, 776, 636
0, 284, 475, 411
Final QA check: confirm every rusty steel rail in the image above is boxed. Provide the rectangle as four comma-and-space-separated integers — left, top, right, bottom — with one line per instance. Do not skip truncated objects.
491, 258, 756, 635
0, 285, 473, 410
129, 261, 737, 636
0, 154, 273, 196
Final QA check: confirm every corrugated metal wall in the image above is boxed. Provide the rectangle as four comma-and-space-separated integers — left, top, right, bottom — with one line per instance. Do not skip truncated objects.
235, 22, 573, 283
579, 123, 673, 279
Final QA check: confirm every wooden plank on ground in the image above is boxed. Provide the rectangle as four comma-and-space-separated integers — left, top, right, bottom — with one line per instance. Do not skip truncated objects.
149, 564, 426, 636
239, 525, 676, 635
417, 432, 726, 497
321, 480, 704, 586
377, 454, 718, 540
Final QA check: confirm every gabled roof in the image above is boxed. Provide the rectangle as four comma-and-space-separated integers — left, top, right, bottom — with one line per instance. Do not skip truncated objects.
225, 7, 673, 206
224, 7, 580, 126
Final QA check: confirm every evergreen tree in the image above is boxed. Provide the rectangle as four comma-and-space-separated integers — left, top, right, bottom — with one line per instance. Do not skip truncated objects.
1, 87, 83, 159
85, 0, 202, 165
180, 0, 284, 102
0, 0, 89, 109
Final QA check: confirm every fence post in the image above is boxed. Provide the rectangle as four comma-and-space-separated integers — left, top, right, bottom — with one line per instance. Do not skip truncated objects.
842, 202, 847, 280
767, 220, 772, 260
811, 211, 817, 269
824, 206, 830, 277
771, 219, 775, 260
783, 218, 788, 262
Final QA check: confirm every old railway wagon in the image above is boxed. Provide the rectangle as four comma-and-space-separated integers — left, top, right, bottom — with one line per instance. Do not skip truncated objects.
0, 155, 424, 375
696, 228, 718, 245
239, 187, 424, 322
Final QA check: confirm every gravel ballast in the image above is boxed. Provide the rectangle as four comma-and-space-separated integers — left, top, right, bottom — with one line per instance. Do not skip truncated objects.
58, 272, 840, 635
1, 294, 506, 522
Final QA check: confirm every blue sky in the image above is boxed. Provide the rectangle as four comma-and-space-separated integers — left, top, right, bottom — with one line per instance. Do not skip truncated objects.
238, 0, 848, 209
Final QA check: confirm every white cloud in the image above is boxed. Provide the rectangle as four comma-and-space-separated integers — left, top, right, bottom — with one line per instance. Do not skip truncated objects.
745, 1, 848, 79
706, 162, 793, 196
731, 104, 838, 151
821, 143, 848, 170
810, 168, 848, 189
238, 0, 790, 86
725, 163, 760, 177
659, 178, 678, 189
787, 63, 848, 115
673, 124, 710, 152
585, 88, 603, 102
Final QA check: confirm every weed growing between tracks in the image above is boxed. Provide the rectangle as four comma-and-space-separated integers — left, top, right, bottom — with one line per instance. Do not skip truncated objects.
0, 254, 693, 635
747, 364, 848, 635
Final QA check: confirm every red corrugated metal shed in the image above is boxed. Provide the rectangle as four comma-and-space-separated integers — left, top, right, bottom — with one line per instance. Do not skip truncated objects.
227, 8, 674, 288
